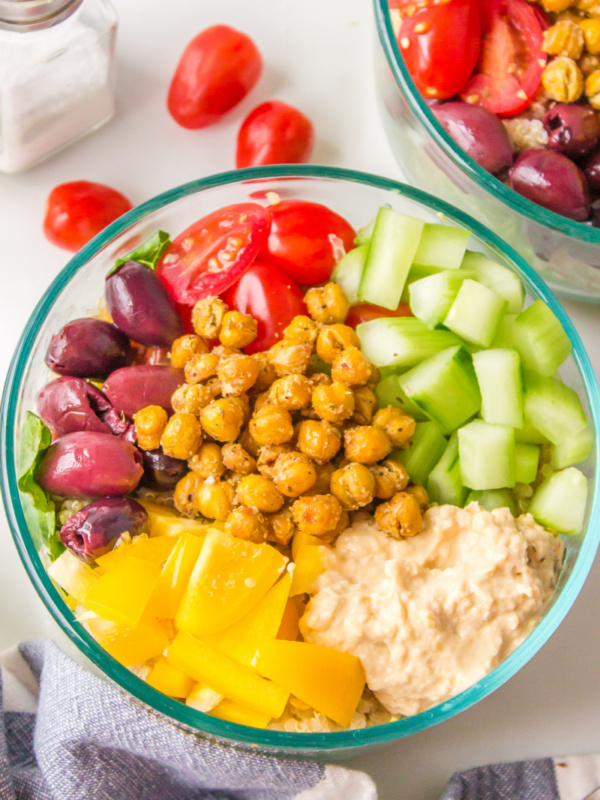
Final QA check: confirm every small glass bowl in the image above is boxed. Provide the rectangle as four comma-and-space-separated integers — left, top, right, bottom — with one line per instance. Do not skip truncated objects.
2, 165, 599, 757
373, 0, 600, 304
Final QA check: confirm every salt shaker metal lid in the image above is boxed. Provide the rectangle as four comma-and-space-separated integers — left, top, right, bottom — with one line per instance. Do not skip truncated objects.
0, 0, 84, 31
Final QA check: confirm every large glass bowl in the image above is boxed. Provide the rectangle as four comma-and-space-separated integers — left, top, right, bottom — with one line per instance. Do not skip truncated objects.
2, 165, 599, 758
373, 0, 600, 304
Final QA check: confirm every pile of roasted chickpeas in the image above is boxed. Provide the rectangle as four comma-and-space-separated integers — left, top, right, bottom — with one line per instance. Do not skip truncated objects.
133, 281, 428, 546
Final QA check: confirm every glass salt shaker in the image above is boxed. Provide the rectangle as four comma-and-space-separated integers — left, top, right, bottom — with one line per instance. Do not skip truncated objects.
0, 0, 117, 174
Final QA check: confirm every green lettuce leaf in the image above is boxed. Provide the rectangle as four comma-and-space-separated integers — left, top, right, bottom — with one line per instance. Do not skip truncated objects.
108, 230, 171, 276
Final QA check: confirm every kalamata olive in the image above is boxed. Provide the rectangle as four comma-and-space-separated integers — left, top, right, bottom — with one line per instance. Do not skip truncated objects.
543, 103, 600, 159
141, 448, 188, 491
432, 101, 514, 176
38, 377, 112, 436
584, 148, 600, 195
60, 497, 148, 562
102, 365, 184, 417
136, 346, 171, 365
509, 149, 591, 221
45, 318, 132, 380
105, 260, 185, 348
37, 431, 143, 497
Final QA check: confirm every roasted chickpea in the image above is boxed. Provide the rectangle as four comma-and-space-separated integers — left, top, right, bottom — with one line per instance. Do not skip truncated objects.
253, 391, 271, 413
133, 405, 168, 451
344, 425, 391, 464
352, 386, 378, 425
229, 394, 251, 425
291, 493, 342, 536
316, 324, 360, 364
330, 462, 375, 510
221, 443, 256, 475
249, 404, 294, 446
160, 412, 203, 460
192, 297, 227, 339
256, 443, 294, 479
224, 506, 268, 543
304, 282, 349, 324
188, 442, 225, 480
328, 509, 350, 542
309, 461, 336, 494
174, 472, 201, 517
212, 345, 242, 358
370, 459, 409, 499
272, 451, 317, 497
297, 419, 342, 464
405, 484, 429, 511
375, 491, 422, 539
196, 479, 235, 521
219, 310, 257, 349
269, 374, 313, 410
267, 506, 295, 546
311, 381, 355, 424
170, 334, 209, 368
253, 352, 277, 391
284, 315, 320, 345
236, 474, 285, 513
205, 376, 221, 397
373, 406, 416, 449
217, 354, 259, 396
184, 353, 219, 384
331, 346, 374, 386
239, 425, 261, 458
267, 340, 312, 376
171, 383, 214, 415
308, 372, 332, 387
200, 398, 245, 442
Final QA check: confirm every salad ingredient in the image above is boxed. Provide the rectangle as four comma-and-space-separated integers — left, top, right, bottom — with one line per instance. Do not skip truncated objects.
522, 371, 587, 445
112, 230, 171, 274
102, 365, 184, 417
59, 497, 148, 562
458, 421, 515, 490
45, 318, 132, 380
551, 425, 594, 470
460, 251, 525, 314
38, 377, 115, 436
37, 431, 143, 497
140, 449, 188, 491
105, 260, 184, 348
87, 616, 170, 668
374, 490, 422, 538
514, 442, 540, 484
427, 435, 467, 507
584, 146, 600, 192
393, 421, 446, 487
47, 550, 98, 604
345, 302, 412, 328
236, 100, 315, 168
512, 298, 572, 376
543, 102, 600, 157
167, 25, 262, 129
542, 55, 584, 102
409, 271, 466, 330
357, 316, 461, 368
473, 349, 523, 428
259, 200, 356, 285
443, 279, 508, 347
529, 467, 588, 536
147, 657, 195, 699
413, 222, 471, 270
157, 203, 270, 305
85, 557, 161, 627
43, 181, 132, 252
329, 245, 367, 305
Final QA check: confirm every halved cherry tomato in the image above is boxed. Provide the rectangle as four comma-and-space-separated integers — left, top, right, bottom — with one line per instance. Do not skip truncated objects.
167, 25, 262, 129
397, 0, 481, 101
459, 0, 546, 118
236, 100, 315, 168
345, 302, 413, 329
222, 262, 306, 354
43, 181, 132, 252
156, 203, 270, 305
259, 200, 356, 285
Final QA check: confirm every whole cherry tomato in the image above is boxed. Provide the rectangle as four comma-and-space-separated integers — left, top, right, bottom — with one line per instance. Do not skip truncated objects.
43, 181, 132, 252
345, 302, 413, 328
156, 203, 270, 305
236, 100, 315, 168
222, 262, 306, 354
397, 0, 480, 100
259, 200, 356, 285
167, 25, 262, 129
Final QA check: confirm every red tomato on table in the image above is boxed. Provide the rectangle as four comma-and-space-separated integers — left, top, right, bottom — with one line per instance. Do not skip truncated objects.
167, 25, 262, 129
43, 181, 132, 252
236, 100, 315, 168
345, 302, 413, 329
156, 203, 270, 305
259, 200, 356, 285
222, 262, 306, 354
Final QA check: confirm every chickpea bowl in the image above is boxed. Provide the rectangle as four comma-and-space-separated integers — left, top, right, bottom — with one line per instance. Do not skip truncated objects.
2, 165, 600, 757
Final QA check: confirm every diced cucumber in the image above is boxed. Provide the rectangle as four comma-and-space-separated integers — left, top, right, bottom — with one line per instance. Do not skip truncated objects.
472, 348, 523, 428
513, 299, 572, 376
443, 279, 508, 347
529, 467, 588, 535
358, 207, 425, 309
427, 434, 468, 507
356, 317, 461, 368
466, 489, 517, 516
408, 271, 465, 329
514, 418, 550, 445
458, 420, 515, 490
392, 421, 447, 486
398, 346, 481, 434
331, 244, 368, 305
354, 216, 376, 246
490, 313, 519, 350
401, 263, 447, 302
412, 222, 470, 270
523, 371, 588, 445
460, 252, 525, 314
514, 442, 540, 484
551, 426, 594, 469
375, 374, 429, 421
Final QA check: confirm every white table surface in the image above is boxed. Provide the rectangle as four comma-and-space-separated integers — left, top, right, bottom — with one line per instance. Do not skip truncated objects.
1, 1, 600, 798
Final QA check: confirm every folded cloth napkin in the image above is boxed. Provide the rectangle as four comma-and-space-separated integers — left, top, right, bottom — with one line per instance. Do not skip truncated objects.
0, 639, 377, 800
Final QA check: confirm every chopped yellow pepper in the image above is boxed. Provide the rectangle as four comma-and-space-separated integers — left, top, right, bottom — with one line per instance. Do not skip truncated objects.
47, 549, 98, 604
146, 656, 194, 698
291, 530, 323, 560
86, 615, 169, 667
140, 501, 222, 537
290, 545, 326, 597
211, 698, 271, 729
276, 597, 300, 642
186, 682, 223, 712
95, 533, 179, 572
146, 532, 206, 619
84, 556, 161, 627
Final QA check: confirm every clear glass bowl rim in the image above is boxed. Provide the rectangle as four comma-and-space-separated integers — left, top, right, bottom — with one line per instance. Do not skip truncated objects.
2, 163, 600, 752
372, 0, 600, 245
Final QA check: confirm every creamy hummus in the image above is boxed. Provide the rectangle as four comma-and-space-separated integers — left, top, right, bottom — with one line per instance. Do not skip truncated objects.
301, 502, 564, 717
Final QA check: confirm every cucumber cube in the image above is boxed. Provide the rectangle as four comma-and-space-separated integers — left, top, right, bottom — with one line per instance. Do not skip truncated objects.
331, 244, 368, 305
358, 207, 425, 309
460, 252, 525, 313
472, 348, 523, 428
409, 271, 465, 329
529, 468, 588, 535
443, 279, 508, 347
513, 300, 572, 376
523, 371, 588, 445
354, 216, 376, 246
392, 421, 447, 486
356, 317, 461, 368
490, 313, 519, 350
375, 374, 429, 421
402, 263, 447, 302
514, 443, 540, 484
515, 418, 549, 445
412, 222, 471, 270
398, 346, 481, 434
427, 434, 468, 506
551, 426, 594, 470
466, 489, 517, 516
458, 420, 515, 490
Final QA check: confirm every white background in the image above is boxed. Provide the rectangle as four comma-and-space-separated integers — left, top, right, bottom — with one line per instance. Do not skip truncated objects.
1, 1, 600, 798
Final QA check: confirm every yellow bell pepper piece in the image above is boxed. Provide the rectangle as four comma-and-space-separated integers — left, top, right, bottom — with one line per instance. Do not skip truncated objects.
140, 501, 222, 538
256, 640, 365, 727
167, 631, 289, 719
95, 533, 179, 572
175, 529, 287, 636
290, 545, 326, 596
291, 530, 323, 561
276, 597, 300, 642
47, 549, 99, 604
84, 556, 161, 627
210, 698, 271, 729
146, 532, 206, 619
86, 615, 169, 667
186, 682, 223, 712
147, 655, 194, 698
201, 573, 291, 665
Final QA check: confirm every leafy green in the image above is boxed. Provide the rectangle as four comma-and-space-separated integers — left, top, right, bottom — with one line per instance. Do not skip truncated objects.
17, 412, 63, 560
108, 230, 171, 277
